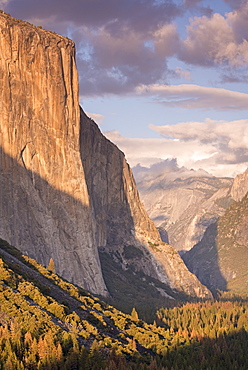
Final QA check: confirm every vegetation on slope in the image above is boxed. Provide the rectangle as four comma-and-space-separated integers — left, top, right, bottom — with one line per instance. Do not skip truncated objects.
0, 239, 248, 369
99, 250, 190, 322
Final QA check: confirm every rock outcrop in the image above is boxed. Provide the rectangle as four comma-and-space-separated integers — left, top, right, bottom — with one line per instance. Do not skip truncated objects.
0, 12, 211, 300
230, 168, 248, 202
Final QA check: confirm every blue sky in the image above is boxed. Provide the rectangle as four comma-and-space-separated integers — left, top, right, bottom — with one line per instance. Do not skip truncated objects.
2, 0, 248, 177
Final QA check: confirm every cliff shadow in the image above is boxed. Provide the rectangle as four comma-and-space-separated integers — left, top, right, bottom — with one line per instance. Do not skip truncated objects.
158, 226, 169, 244
79, 107, 138, 248
0, 145, 106, 294
182, 222, 228, 296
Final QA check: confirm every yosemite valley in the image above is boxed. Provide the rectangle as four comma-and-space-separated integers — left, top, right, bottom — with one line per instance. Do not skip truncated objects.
0, 11, 247, 370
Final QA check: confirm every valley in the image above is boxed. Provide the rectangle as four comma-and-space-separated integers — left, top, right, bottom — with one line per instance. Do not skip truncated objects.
0, 10, 247, 369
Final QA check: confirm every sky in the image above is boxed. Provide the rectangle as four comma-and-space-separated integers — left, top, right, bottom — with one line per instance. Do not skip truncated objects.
2, 0, 248, 177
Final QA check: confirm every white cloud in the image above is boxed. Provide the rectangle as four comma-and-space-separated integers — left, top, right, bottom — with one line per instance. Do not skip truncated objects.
103, 130, 215, 173
180, 4, 248, 67
150, 118, 248, 148
136, 84, 248, 110
104, 118, 248, 178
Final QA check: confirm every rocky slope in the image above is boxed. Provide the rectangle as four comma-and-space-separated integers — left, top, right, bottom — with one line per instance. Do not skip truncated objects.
134, 162, 233, 253
183, 175, 248, 296
0, 12, 211, 300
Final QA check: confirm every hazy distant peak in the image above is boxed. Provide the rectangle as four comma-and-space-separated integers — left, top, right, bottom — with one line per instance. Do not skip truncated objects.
133, 159, 213, 183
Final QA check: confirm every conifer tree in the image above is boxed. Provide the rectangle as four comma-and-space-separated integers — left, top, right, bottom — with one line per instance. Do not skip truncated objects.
131, 307, 139, 321
48, 258, 56, 273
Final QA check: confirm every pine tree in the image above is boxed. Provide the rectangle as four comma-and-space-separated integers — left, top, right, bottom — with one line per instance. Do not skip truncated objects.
131, 307, 139, 321
48, 258, 55, 273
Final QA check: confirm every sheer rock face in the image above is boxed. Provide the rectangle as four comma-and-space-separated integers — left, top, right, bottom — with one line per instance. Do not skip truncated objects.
0, 13, 211, 299
0, 13, 107, 295
231, 168, 248, 202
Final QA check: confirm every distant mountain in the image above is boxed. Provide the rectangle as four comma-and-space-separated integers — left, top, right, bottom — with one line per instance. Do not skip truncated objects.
183, 170, 248, 297
133, 160, 233, 253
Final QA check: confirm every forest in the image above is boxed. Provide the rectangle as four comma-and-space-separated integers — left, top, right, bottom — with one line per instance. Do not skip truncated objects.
0, 239, 247, 369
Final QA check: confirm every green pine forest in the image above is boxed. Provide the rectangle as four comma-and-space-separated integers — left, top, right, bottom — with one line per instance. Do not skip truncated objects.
0, 239, 248, 369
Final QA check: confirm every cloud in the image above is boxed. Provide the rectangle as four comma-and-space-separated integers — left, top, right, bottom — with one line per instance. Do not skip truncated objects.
150, 118, 248, 167
223, 0, 247, 10
183, 0, 213, 16
4, 0, 181, 34
133, 158, 213, 183
2, 0, 183, 95
220, 70, 248, 84
0, 0, 204, 96
133, 158, 180, 182
136, 84, 248, 110
73, 22, 180, 96
0, 0, 10, 6
3, 0, 181, 96
150, 118, 248, 147
104, 119, 248, 177
179, 3, 248, 67
103, 129, 218, 173
174, 67, 192, 80
85, 112, 104, 125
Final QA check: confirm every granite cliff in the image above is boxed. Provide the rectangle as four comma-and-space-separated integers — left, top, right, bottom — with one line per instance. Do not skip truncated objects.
0, 12, 211, 300
0, 12, 107, 296
230, 168, 248, 202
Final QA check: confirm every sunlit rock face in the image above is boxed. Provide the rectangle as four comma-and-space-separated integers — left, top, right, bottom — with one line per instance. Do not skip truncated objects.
0, 12, 107, 295
0, 12, 211, 299
230, 168, 248, 202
